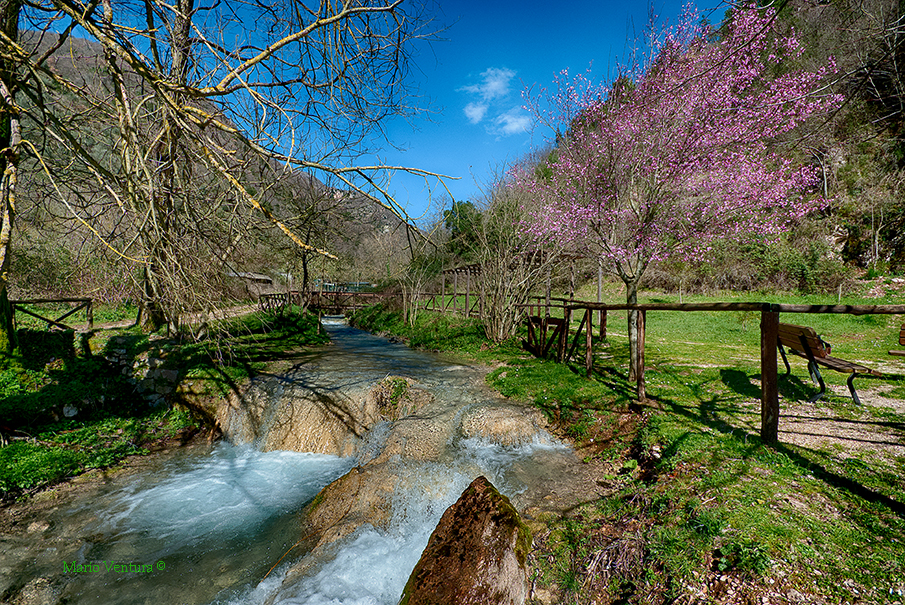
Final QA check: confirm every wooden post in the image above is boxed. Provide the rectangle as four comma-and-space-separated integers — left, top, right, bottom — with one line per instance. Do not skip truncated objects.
441, 273, 446, 312
479, 273, 485, 319
586, 309, 594, 378
465, 271, 471, 318
454, 272, 458, 315
760, 306, 779, 444
557, 306, 572, 363
636, 309, 646, 401
597, 260, 604, 341
569, 260, 575, 299
545, 268, 552, 318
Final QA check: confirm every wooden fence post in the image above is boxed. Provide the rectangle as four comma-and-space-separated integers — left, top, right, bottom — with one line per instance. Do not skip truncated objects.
585, 309, 593, 377
557, 306, 572, 363
465, 271, 471, 318
479, 274, 485, 319
637, 309, 646, 401
760, 306, 779, 444
454, 272, 458, 314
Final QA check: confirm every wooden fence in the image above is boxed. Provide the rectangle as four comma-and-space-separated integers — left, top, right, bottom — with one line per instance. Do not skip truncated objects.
522, 299, 905, 444
11, 298, 93, 330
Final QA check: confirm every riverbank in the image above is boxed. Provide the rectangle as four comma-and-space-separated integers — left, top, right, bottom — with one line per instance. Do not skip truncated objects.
0, 308, 327, 503
348, 300, 905, 605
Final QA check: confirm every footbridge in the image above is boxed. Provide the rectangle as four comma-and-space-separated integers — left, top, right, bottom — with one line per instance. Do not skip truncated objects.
259, 290, 388, 315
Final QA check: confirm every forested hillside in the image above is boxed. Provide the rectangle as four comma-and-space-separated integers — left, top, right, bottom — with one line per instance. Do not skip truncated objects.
9, 32, 411, 305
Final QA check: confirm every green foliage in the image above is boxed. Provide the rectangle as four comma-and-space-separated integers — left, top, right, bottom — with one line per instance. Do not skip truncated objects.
443, 200, 482, 259
0, 308, 328, 499
714, 539, 771, 576
362, 288, 905, 602
0, 442, 82, 492
350, 303, 521, 361
652, 232, 851, 295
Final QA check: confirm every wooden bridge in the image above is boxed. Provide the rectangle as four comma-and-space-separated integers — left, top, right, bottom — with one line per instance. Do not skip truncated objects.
259, 290, 388, 315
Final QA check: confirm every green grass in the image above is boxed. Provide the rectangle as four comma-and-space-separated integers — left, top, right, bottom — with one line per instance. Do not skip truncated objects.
350, 291, 905, 604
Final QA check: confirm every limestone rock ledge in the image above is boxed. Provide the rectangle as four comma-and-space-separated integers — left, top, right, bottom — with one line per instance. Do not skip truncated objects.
399, 475, 531, 605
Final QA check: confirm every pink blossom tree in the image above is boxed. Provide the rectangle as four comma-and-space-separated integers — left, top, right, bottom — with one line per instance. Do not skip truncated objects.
523, 4, 842, 383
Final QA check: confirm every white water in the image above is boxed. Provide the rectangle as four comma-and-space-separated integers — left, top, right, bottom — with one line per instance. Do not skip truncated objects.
231, 436, 568, 605
57, 445, 354, 605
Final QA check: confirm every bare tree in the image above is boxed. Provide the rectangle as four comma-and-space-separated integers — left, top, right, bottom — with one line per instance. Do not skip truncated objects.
0, 0, 445, 343
467, 167, 562, 343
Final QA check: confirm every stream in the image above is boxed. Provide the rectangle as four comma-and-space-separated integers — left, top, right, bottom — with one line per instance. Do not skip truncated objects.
1, 318, 580, 605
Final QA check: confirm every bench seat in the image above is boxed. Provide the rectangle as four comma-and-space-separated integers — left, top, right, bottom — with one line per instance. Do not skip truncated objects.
890, 324, 905, 356
777, 322, 880, 405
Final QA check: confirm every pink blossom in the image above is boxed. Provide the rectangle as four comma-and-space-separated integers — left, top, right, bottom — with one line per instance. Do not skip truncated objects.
522, 3, 842, 275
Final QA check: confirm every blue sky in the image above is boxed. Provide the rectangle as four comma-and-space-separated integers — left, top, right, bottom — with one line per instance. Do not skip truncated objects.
376, 0, 726, 222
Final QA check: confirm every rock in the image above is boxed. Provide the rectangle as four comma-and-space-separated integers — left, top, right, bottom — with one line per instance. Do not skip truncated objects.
217, 384, 377, 457
62, 405, 78, 418
12, 577, 62, 605
363, 376, 432, 421
459, 404, 546, 446
302, 466, 398, 549
372, 417, 450, 463
399, 476, 531, 605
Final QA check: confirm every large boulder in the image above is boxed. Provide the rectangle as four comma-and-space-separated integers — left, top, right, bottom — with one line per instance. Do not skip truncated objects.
364, 376, 433, 421
399, 476, 531, 605
216, 384, 374, 456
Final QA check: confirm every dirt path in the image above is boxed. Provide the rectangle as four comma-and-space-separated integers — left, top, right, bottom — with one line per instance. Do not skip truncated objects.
80, 303, 260, 332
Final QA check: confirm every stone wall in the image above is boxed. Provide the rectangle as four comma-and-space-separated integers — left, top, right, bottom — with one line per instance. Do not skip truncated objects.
104, 335, 179, 407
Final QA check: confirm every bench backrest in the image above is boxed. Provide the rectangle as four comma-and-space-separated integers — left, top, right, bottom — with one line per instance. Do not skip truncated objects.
777, 322, 828, 358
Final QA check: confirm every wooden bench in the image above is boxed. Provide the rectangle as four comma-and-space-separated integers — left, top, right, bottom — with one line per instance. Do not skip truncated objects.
777, 322, 881, 406
890, 324, 905, 357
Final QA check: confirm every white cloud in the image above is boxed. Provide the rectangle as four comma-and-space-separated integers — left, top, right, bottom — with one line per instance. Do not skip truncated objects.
492, 107, 531, 136
464, 102, 488, 124
460, 67, 528, 137
461, 67, 516, 103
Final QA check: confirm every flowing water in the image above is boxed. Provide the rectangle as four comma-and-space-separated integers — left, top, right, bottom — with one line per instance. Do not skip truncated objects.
1, 318, 576, 605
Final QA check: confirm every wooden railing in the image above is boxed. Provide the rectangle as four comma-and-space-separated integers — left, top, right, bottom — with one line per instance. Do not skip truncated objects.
259, 290, 388, 314
520, 299, 905, 444
420, 292, 482, 317
11, 298, 93, 330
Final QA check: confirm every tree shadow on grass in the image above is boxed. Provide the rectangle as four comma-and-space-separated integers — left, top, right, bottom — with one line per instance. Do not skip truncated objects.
701, 368, 905, 518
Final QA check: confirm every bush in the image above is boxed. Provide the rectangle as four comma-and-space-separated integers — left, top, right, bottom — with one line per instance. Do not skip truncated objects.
647, 233, 853, 295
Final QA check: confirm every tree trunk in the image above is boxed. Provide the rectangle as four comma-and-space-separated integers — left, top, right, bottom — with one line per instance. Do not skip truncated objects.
140, 266, 166, 332
625, 279, 640, 382
0, 0, 21, 357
